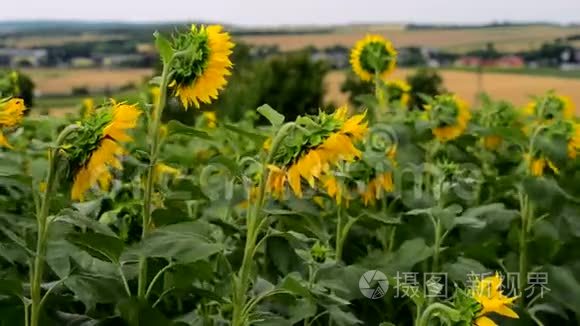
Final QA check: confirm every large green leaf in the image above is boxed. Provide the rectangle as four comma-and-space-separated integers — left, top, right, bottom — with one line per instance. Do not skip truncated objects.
130, 222, 223, 263
66, 232, 124, 264
117, 298, 172, 326
65, 272, 128, 312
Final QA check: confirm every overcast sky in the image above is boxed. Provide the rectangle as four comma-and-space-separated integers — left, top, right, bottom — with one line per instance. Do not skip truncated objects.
3, 0, 580, 26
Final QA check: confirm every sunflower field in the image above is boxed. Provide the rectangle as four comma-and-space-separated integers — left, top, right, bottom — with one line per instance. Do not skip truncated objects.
2, 25, 580, 326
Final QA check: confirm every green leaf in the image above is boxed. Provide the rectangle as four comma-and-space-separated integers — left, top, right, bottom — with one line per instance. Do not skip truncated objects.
545, 265, 580, 316
131, 222, 223, 264
66, 232, 124, 264
224, 123, 267, 144
151, 208, 189, 226
166, 120, 211, 139
65, 273, 128, 311
0, 279, 22, 299
154, 31, 173, 65
442, 257, 488, 283
117, 297, 172, 326
327, 306, 362, 326
257, 104, 285, 127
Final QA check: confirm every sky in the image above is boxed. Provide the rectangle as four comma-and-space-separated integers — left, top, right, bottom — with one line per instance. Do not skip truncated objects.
2, 0, 580, 26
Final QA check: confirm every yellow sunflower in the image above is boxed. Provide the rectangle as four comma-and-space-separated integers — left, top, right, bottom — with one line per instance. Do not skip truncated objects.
81, 98, 95, 118
172, 25, 234, 109
287, 111, 368, 197
266, 106, 368, 198
360, 145, 397, 206
153, 163, 181, 184
0, 98, 26, 148
350, 34, 397, 82
471, 273, 518, 326
483, 135, 502, 150
322, 174, 349, 206
202, 111, 217, 128
425, 95, 471, 142
385, 80, 411, 107
524, 94, 575, 122
567, 123, 580, 159
71, 102, 141, 201
524, 154, 559, 177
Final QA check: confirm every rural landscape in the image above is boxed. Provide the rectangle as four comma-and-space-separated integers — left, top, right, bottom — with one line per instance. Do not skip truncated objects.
2, 4, 580, 326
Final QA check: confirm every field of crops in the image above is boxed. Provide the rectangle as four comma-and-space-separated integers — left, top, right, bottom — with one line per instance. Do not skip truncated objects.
2, 25, 580, 326
241, 25, 580, 52
325, 69, 580, 109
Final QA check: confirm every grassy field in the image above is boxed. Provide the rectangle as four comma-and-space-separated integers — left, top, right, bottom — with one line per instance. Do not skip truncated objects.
240, 25, 580, 52
21, 68, 150, 115
25, 66, 580, 116
23, 68, 152, 95
324, 69, 580, 109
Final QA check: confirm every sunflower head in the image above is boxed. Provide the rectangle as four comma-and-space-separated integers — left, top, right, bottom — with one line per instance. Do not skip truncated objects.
266, 106, 368, 198
350, 35, 397, 82
169, 25, 234, 109
425, 94, 471, 142
67, 100, 141, 201
524, 93, 575, 122
476, 99, 519, 150
384, 80, 411, 107
80, 98, 95, 119
0, 98, 26, 148
470, 273, 519, 325
201, 111, 217, 128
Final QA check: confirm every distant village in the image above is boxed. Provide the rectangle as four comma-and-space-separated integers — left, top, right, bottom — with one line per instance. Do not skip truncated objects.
1, 37, 580, 71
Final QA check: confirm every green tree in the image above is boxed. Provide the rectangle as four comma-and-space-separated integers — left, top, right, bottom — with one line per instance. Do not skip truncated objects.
0, 70, 35, 107
406, 67, 446, 109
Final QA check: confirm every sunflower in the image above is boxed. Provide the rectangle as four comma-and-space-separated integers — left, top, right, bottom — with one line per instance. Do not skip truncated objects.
524, 94, 574, 122
202, 111, 217, 128
360, 145, 397, 206
70, 101, 141, 201
322, 174, 349, 206
385, 80, 411, 107
266, 106, 368, 198
524, 154, 559, 177
172, 25, 234, 109
350, 34, 397, 82
425, 95, 471, 142
567, 122, 580, 159
470, 273, 518, 326
81, 98, 95, 118
0, 98, 26, 148
483, 135, 502, 150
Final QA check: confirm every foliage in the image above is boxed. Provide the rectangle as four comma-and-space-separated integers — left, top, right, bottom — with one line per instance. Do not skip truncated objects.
406, 67, 446, 109
0, 70, 35, 107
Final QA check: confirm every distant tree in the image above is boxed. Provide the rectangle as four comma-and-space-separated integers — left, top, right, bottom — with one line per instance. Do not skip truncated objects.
0, 70, 35, 108
406, 68, 446, 109
340, 72, 373, 104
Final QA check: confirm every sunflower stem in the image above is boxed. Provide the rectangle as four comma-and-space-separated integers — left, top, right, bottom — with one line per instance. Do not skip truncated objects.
417, 302, 460, 326
232, 122, 295, 326
139, 59, 173, 299
29, 124, 78, 326
518, 191, 532, 307
335, 205, 344, 262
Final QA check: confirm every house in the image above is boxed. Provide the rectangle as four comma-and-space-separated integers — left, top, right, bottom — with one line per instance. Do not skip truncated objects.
0, 48, 48, 67
100, 54, 148, 68
455, 55, 525, 68
311, 46, 349, 69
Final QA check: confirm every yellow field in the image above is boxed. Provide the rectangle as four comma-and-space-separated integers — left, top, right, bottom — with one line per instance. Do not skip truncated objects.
325, 69, 580, 109
240, 25, 580, 52
23, 68, 152, 95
